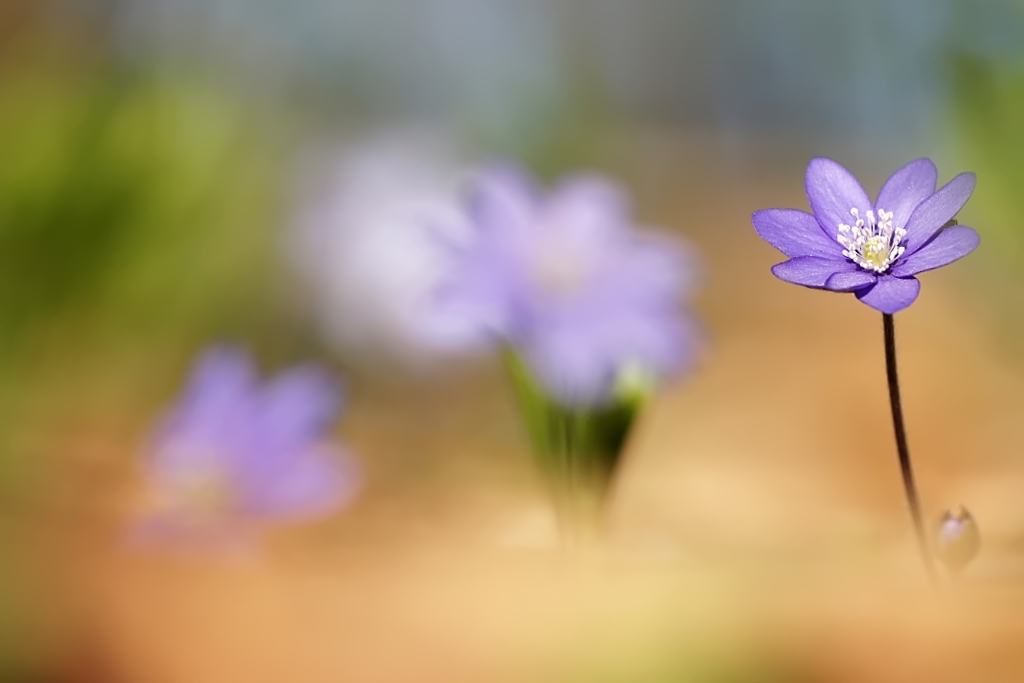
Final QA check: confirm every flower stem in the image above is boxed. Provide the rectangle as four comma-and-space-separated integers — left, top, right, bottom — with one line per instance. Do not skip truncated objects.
882, 313, 936, 583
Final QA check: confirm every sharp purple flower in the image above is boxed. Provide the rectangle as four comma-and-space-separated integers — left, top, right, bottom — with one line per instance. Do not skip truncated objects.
436, 165, 700, 407
134, 346, 359, 547
752, 158, 980, 313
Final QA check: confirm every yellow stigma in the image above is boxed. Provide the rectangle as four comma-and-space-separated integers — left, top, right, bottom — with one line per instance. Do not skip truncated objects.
861, 235, 891, 271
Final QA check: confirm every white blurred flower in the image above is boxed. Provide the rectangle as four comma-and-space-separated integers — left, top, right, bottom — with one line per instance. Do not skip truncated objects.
288, 130, 485, 370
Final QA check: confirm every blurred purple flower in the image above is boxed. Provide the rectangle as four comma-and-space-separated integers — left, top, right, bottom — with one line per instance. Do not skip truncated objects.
288, 131, 486, 371
436, 166, 699, 407
752, 158, 979, 314
134, 347, 359, 548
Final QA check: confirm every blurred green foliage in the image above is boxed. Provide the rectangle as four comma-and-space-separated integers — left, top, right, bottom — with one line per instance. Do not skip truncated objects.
948, 52, 1024, 270
0, 50, 293, 677
946, 42, 1024, 348
0, 56, 292, 499
504, 348, 634, 500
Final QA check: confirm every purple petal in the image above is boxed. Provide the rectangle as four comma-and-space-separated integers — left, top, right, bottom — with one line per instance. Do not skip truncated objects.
432, 224, 521, 338
522, 325, 617, 407
875, 158, 937, 230
889, 225, 980, 277
431, 278, 514, 340
167, 347, 256, 437
544, 175, 630, 240
612, 234, 700, 304
255, 365, 342, 458
466, 165, 538, 235
148, 346, 257, 477
243, 446, 359, 521
805, 158, 873, 235
902, 173, 976, 254
752, 208, 840, 259
771, 256, 854, 288
855, 276, 921, 314
824, 270, 877, 291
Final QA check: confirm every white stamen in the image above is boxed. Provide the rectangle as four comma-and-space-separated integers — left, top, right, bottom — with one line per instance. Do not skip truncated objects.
836, 206, 906, 273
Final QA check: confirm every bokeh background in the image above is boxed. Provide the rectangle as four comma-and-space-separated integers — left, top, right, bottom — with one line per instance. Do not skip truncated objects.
5, 1, 1024, 681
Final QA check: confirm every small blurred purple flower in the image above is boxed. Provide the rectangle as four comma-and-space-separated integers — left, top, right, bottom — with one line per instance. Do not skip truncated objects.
436, 165, 699, 407
133, 347, 359, 549
752, 158, 979, 314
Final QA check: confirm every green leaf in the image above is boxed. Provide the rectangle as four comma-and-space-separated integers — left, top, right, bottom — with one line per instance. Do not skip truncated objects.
502, 348, 640, 500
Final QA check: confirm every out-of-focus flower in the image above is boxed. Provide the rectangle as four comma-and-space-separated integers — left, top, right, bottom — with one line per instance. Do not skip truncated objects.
936, 506, 980, 574
134, 346, 358, 548
436, 165, 699, 407
752, 158, 979, 313
289, 132, 485, 370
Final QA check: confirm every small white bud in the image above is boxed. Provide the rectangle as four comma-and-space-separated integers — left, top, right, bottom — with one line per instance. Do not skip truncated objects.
935, 506, 980, 574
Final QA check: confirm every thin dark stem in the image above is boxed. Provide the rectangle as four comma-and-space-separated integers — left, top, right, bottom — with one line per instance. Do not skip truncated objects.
883, 313, 936, 583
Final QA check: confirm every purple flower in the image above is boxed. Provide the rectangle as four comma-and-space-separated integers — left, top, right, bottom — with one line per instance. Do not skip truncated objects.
288, 131, 486, 369
134, 347, 359, 547
436, 166, 699, 407
753, 158, 980, 314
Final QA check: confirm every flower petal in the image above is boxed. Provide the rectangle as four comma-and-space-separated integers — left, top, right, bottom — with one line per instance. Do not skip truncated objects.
148, 346, 257, 478
253, 365, 343, 466
889, 225, 980, 277
166, 347, 255, 437
607, 234, 699, 306
521, 325, 617, 407
825, 270, 876, 292
771, 256, 854, 288
805, 158, 873, 235
902, 172, 976, 254
466, 165, 539, 235
855, 276, 921, 314
752, 208, 840, 258
875, 158, 937, 230
244, 447, 360, 521
544, 174, 630, 239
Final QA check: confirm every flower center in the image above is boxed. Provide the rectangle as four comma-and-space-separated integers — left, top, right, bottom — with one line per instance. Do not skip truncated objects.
531, 242, 594, 301
836, 207, 906, 273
